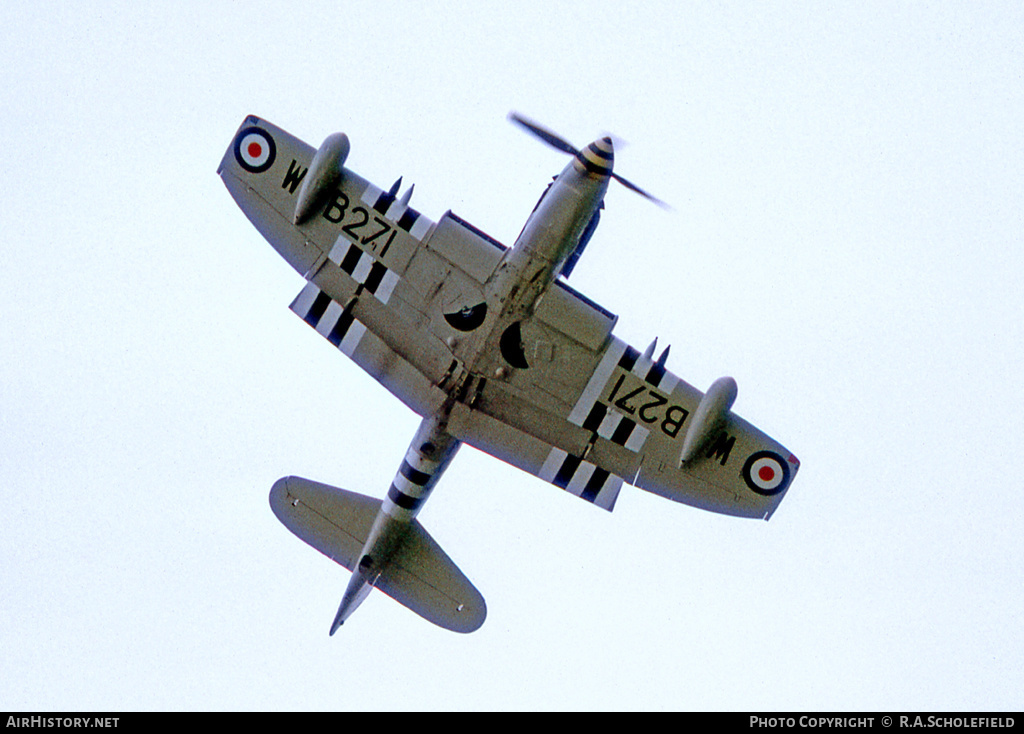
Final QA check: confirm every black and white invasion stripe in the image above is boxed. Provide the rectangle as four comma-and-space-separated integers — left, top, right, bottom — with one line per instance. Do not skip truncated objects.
383, 446, 444, 521
538, 447, 623, 511
326, 238, 400, 305
612, 343, 679, 393
569, 337, 628, 426
578, 400, 649, 453
568, 336, 678, 455
289, 282, 366, 357
359, 183, 433, 241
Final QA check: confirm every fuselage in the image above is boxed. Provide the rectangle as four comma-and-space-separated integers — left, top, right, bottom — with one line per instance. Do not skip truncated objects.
463, 145, 612, 378
331, 141, 614, 632
331, 415, 460, 633
486, 152, 611, 321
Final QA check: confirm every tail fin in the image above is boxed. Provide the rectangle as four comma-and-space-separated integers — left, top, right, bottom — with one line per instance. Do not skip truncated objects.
270, 477, 486, 633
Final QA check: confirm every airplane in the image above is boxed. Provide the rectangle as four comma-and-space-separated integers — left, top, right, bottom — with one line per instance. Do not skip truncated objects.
218, 113, 799, 635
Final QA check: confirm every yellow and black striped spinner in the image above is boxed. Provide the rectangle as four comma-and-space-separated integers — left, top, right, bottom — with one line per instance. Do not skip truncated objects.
575, 137, 615, 177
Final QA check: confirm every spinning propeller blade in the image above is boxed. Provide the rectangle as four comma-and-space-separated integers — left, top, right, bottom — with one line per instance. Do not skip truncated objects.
508, 111, 668, 208
507, 112, 579, 156
612, 172, 668, 209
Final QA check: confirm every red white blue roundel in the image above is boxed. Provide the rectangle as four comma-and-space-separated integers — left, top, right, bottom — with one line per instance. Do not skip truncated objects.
234, 127, 276, 173
742, 451, 791, 496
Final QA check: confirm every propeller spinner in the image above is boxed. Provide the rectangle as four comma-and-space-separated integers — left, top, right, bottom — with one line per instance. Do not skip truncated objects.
508, 112, 668, 208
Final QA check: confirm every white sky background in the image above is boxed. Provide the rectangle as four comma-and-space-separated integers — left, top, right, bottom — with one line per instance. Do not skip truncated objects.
2, 1, 1021, 711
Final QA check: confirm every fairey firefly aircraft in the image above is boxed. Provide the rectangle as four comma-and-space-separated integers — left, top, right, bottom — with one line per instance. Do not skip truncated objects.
218, 113, 799, 634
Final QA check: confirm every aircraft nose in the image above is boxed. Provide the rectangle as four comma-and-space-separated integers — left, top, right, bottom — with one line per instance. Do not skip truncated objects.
576, 136, 615, 176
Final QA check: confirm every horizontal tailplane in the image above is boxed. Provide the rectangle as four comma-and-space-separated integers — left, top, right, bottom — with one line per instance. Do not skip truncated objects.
269, 476, 486, 633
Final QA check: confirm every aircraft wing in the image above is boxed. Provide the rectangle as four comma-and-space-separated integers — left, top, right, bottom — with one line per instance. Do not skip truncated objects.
447, 323, 799, 518
219, 117, 456, 419
221, 116, 797, 521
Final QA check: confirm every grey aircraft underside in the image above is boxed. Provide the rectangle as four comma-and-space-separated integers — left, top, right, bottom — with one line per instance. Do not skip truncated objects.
218, 113, 799, 634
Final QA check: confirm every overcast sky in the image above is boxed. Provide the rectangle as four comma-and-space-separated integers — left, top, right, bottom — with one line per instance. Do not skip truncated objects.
2, 1, 1022, 711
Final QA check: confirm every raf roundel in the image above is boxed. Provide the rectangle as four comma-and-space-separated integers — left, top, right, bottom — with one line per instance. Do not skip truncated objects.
742, 451, 791, 496
234, 127, 276, 174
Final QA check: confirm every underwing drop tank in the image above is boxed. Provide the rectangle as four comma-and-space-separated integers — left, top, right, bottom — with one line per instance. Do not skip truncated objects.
680, 377, 738, 464
293, 132, 351, 224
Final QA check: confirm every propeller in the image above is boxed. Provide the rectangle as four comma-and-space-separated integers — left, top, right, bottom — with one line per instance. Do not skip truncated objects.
508, 112, 668, 208
508, 112, 580, 156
